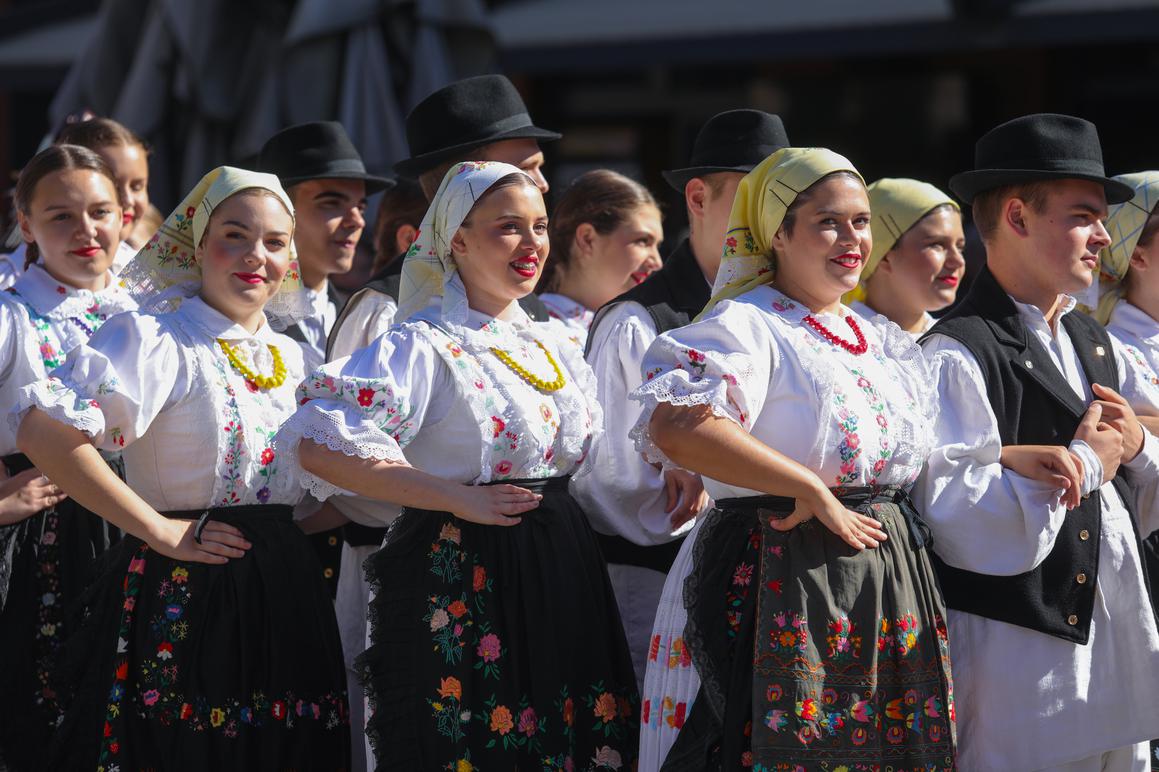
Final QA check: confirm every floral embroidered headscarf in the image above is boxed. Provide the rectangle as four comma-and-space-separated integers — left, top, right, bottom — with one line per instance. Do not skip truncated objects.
119, 166, 309, 327
395, 160, 532, 325
1095, 171, 1159, 323
844, 178, 958, 305
702, 147, 862, 318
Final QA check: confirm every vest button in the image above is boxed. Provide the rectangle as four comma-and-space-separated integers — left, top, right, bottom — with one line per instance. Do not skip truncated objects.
1079, 529, 1091, 541
1076, 573, 1087, 584
1025, 360, 1034, 369
323, 568, 334, 579
1067, 614, 1079, 625
328, 535, 338, 546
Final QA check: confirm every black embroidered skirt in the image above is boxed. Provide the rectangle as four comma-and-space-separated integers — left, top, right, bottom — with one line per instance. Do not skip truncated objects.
665, 486, 956, 771
358, 477, 640, 771
48, 504, 350, 771
0, 453, 121, 771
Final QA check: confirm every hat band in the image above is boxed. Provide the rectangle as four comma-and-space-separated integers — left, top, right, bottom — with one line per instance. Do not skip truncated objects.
974, 157, 1107, 174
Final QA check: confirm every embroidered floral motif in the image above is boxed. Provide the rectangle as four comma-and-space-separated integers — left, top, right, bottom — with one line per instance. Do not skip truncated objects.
32, 511, 65, 728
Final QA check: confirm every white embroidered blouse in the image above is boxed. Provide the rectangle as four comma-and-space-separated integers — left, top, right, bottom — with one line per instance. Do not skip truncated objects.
1106, 300, 1159, 389
0, 264, 138, 455
631, 285, 935, 498
539, 292, 595, 348
278, 300, 603, 506
10, 296, 308, 512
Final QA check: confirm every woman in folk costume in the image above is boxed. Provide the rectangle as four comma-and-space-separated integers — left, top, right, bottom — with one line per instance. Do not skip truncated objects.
1096, 173, 1159, 385
278, 161, 639, 770
844, 178, 965, 338
0, 144, 137, 769
631, 148, 957, 771
14, 167, 349, 770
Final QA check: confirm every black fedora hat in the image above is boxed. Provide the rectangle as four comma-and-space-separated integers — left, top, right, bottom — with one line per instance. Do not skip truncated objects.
394, 74, 561, 178
259, 121, 392, 194
949, 113, 1132, 205
662, 110, 791, 192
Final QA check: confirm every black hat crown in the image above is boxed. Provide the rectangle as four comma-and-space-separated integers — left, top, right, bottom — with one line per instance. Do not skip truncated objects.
949, 113, 1132, 205
258, 121, 392, 194
394, 74, 561, 178
662, 109, 790, 191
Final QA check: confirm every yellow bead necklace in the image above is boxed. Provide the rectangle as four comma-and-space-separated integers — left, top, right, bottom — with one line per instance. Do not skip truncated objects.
489, 339, 566, 393
217, 338, 288, 390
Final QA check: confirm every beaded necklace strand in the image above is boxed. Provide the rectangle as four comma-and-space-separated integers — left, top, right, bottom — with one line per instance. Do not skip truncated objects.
489, 339, 567, 392
217, 339, 288, 390
802, 313, 868, 355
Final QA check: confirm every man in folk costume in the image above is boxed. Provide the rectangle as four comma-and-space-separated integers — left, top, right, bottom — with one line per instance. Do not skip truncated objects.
573, 109, 789, 691
257, 122, 391, 771
915, 113, 1159, 770
258, 121, 391, 371
326, 73, 561, 363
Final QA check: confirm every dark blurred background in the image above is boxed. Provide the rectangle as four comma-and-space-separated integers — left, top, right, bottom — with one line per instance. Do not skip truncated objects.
3, 0, 1158, 285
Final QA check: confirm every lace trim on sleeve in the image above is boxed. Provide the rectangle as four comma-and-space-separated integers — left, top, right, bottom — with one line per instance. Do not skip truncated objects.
10, 376, 107, 443
275, 402, 408, 501
629, 367, 747, 471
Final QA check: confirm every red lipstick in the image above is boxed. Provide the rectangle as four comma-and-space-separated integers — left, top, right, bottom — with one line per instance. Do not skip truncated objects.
234, 272, 264, 285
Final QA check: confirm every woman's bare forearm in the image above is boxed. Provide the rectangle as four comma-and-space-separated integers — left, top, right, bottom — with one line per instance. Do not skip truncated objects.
299, 440, 464, 512
649, 403, 827, 502
17, 407, 166, 542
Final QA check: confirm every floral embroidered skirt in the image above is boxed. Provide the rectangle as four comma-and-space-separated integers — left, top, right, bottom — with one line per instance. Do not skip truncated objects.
665, 486, 956, 771
47, 504, 350, 771
358, 476, 640, 771
0, 453, 121, 770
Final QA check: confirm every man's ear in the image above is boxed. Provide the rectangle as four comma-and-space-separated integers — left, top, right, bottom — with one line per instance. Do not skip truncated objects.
1004, 198, 1030, 238
685, 178, 708, 221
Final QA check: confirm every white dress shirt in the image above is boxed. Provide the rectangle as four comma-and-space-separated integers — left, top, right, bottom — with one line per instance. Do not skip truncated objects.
915, 295, 1159, 770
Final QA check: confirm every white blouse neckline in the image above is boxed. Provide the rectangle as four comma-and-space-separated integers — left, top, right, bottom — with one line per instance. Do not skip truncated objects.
12, 263, 127, 319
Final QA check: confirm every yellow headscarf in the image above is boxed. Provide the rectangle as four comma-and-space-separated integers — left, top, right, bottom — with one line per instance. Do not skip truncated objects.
844, 178, 958, 305
702, 147, 862, 318
119, 166, 309, 327
1094, 171, 1159, 324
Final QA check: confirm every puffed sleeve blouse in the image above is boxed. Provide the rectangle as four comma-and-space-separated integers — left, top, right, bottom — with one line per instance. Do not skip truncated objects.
278, 301, 603, 503
630, 285, 935, 500
10, 295, 308, 512
0, 263, 137, 454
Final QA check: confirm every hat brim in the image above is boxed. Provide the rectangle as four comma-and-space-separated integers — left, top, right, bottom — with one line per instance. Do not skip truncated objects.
661, 165, 759, 192
949, 169, 1135, 206
393, 125, 562, 178
278, 170, 395, 195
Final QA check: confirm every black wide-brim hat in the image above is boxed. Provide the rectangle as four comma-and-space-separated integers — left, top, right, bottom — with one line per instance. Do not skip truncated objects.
662, 110, 790, 191
949, 113, 1133, 205
394, 74, 561, 178
259, 121, 393, 194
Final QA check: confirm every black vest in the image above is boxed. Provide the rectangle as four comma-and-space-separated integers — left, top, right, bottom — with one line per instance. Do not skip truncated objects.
586, 239, 710, 355
926, 265, 1145, 644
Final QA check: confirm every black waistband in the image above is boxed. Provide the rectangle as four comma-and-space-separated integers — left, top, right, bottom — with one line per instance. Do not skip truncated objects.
715, 486, 931, 549
161, 504, 294, 543
596, 531, 686, 574
481, 476, 572, 494
2, 453, 34, 474
161, 504, 295, 522
344, 521, 388, 547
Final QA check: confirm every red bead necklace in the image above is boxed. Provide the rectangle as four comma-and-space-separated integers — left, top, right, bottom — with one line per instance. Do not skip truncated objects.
802, 313, 868, 355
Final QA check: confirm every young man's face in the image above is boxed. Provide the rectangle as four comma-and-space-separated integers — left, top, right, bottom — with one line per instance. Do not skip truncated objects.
289, 178, 368, 278
1020, 179, 1111, 297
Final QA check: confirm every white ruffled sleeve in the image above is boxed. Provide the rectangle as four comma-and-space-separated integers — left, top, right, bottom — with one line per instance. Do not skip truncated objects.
276, 324, 449, 501
1112, 337, 1159, 536
0, 300, 26, 453
10, 312, 182, 451
913, 333, 1072, 575
629, 299, 774, 470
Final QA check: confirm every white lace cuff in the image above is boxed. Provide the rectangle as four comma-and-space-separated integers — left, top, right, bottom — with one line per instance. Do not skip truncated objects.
10, 377, 107, 445
275, 402, 408, 501
629, 370, 746, 470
